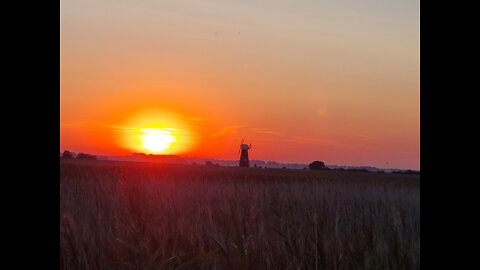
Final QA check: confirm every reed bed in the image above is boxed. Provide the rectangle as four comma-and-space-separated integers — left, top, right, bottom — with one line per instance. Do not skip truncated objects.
60, 160, 419, 270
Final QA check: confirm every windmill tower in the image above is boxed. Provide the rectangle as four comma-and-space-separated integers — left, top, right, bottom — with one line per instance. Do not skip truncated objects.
238, 139, 252, 167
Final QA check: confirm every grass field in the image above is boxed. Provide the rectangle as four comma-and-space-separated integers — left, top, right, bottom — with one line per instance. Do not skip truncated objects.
60, 160, 420, 270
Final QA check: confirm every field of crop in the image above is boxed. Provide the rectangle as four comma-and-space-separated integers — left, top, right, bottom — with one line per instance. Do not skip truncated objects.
60, 160, 420, 270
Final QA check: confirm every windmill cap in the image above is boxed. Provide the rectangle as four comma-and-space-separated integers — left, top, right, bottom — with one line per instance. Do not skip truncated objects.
241, 144, 249, 149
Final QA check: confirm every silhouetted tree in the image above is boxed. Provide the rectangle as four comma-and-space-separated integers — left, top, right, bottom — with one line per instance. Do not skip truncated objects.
61, 150, 74, 159
309, 161, 326, 170
393, 170, 420, 175
205, 161, 213, 166
76, 153, 97, 160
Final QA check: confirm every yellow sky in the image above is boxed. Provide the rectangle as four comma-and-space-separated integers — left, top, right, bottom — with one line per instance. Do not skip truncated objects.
61, 0, 419, 169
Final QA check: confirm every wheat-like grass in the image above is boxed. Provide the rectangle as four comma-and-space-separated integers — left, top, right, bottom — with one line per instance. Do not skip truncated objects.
60, 160, 420, 270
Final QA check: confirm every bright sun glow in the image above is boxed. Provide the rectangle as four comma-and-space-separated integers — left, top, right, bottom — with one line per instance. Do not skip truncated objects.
139, 128, 176, 153
118, 109, 197, 155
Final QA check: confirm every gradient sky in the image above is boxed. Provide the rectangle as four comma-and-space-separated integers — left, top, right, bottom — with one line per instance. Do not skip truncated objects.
60, 0, 419, 170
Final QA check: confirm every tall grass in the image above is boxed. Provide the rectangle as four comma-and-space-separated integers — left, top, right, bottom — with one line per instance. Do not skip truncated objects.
60, 160, 419, 270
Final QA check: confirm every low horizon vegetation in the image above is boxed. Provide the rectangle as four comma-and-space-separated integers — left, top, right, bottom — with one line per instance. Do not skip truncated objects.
60, 150, 418, 174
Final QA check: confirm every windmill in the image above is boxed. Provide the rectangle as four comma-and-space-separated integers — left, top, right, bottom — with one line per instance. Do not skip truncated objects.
238, 139, 252, 167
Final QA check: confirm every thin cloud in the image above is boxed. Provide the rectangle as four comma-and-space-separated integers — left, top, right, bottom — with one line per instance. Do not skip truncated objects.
212, 124, 248, 138
250, 132, 341, 148
250, 128, 283, 136
60, 121, 90, 128
292, 136, 339, 147
100, 124, 134, 131
188, 117, 206, 122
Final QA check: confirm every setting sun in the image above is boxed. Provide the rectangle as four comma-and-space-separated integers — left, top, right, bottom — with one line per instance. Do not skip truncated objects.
115, 109, 198, 155
139, 128, 176, 153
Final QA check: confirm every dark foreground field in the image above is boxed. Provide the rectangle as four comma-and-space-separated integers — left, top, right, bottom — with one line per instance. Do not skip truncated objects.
60, 160, 420, 270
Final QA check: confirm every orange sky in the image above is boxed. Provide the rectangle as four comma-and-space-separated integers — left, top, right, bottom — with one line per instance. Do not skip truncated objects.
60, 0, 419, 169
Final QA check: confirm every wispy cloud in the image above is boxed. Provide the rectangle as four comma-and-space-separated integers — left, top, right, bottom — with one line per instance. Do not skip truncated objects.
188, 117, 206, 122
212, 124, 248, 138
292, 136, 339, 146
100, 124, 134, 131
248, 129, 341, 148
60, 121, 90, 128
250, 128, 283, 136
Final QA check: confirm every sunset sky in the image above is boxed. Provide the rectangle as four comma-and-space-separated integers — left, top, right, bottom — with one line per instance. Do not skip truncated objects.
60, 0, 419, 170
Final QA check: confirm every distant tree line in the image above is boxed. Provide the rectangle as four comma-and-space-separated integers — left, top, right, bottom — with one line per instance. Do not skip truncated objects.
61, 150, 97, 160
330, 167, 368, 173
391, 170, 420, 175
205, 161, 220, 167
307, 160, 419, 174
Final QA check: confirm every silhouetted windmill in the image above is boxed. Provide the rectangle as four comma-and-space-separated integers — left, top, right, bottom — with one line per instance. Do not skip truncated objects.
238, 139, 252, 167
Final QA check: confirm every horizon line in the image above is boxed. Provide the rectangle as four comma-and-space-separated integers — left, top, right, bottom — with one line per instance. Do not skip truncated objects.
60, 150, 419, 172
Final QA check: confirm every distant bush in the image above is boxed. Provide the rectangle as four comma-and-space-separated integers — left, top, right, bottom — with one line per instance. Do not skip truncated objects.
76, 153, 97, 160
205, 161, 213, 166
309, 161, 326, 170
393, 170, 420, 175
61, 150, 74, 159
347, 168, 369, 173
